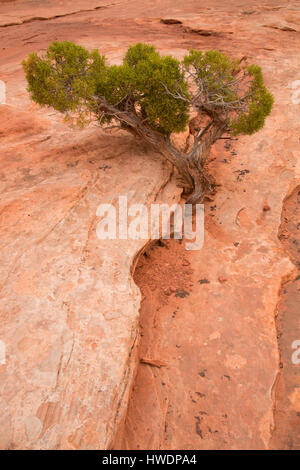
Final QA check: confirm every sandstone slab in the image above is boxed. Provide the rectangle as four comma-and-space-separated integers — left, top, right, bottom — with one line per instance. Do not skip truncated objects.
1, 0, 300, 450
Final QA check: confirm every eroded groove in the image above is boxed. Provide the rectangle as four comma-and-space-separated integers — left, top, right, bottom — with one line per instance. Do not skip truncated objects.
270, 184, 300, 449
0, 3, 120, 28
113, 235, 194, 450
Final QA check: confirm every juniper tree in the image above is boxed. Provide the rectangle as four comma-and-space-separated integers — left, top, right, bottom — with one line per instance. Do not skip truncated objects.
23, 41, 273, 203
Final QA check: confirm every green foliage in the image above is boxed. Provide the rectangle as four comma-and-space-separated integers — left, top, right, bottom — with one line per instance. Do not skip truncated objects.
230, 65, 274, 135
124, 43, 157, 68
183, 49, 240, 103
23, 41, 273, 137
183, 49, 273, 135
96, 43, 190, 133
22, 41, 105, 125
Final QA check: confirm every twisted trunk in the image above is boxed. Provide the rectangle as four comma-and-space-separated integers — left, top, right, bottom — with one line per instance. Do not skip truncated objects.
185, 123, 226, 203
98, 100, 226, 204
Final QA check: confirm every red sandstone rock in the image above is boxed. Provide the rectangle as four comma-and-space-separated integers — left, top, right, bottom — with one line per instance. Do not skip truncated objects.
0, 0, 300, 451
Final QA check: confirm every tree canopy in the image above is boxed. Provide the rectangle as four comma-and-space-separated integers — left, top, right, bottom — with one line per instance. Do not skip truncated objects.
23, 41, 274, 203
